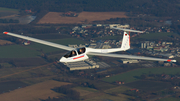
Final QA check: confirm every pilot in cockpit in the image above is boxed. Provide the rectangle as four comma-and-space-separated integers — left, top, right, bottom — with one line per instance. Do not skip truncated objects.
71, 50, 76, 57
64, 50, 77, 58
78, 48, 85, 54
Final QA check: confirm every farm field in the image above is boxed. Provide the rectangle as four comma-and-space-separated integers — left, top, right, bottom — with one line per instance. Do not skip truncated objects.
102, 67, 180, 83
0, 80, 71, 101
126, 80, 173, 92
95, 35, 123, 40
0, 7, 19, 12
38, 11, 128, 24
84, 93, 130, 101
104, 85, 131, 94
28, 33, 70, 40
73, 86, 98, 97
158, 97, 180, 101
28, 38, 86, 53
0, 37, 85, 58
0, 62, 56, 82
0, 45, 40, 58
0, 39, 13, 45
0, 81, 28, 94
134, 32, 180, 40
0, 7, 19, 18
73, 86, 131, 101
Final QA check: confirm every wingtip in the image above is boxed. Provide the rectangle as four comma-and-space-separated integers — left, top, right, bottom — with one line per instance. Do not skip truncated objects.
3, 32, 8, 34
167, 59, 176, 62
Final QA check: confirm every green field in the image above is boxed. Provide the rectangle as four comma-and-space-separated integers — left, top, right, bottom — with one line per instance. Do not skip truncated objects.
158, 97, 180, 101
126, 80, 172, 92
0, 38, 85, 58
28, 38, 85, 53
0, 7, 19, 12
95, 35, 122, 40
135, 32, 180, 40
95, 32, 179, 41
0, 7, 19, 17
102, 67, 180, 83
74, 86, 98, 93
0, 45, 40, 58
104, 85, 131, 94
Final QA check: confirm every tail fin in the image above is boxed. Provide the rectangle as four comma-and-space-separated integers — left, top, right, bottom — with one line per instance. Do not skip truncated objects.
121, 31, 130, 51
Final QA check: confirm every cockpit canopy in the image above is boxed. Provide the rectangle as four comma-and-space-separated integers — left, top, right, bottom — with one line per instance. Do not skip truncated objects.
63, 47, 86, 58
64, 50, 77, 58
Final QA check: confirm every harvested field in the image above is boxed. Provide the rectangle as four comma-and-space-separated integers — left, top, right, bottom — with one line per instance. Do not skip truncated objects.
0, 80, 71, 101
0, 39, 13, 45
38, 12, 128, 24
126, 80, 173, 92
73, 87, 98, 97
0, 57, 48, 66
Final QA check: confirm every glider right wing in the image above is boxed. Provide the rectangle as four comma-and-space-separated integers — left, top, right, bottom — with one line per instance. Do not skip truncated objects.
3, 32, 74, 51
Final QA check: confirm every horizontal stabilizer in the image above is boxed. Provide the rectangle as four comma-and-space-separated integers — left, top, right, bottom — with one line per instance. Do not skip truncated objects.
110, 27, 144, 33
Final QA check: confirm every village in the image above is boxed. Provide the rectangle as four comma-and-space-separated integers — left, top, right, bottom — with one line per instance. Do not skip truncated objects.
55, 23, 178, 70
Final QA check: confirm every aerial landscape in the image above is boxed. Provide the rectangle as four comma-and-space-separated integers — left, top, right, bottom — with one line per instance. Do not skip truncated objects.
0, 0, 180, 101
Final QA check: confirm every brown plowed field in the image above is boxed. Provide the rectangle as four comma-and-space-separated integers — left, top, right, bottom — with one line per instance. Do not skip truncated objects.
0, 80, 71, 101
0, 39, 13, 45
37, 12, 128, 24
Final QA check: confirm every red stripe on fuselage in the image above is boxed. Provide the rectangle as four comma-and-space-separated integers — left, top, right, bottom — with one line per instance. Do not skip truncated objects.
73, 55, 84, 60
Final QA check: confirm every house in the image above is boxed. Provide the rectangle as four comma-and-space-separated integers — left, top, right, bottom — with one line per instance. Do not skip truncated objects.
68, 44, 78, 48
131, 88, 139, 92
102, 45, 111, 49
25, 10, 32, 13
24, 41, 30, 45
115, 81, 125, 85
158, 53, 174, 58
166, 42, 173, 45
119, 59, 139, 64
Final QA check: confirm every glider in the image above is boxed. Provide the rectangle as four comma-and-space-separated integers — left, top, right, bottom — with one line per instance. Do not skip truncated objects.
3, 27, 176, 63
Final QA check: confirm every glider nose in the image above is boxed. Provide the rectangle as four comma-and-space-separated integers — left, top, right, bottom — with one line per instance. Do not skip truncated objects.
59, 57, 66, 62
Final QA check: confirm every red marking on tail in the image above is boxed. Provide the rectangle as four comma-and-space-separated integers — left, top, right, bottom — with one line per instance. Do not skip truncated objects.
167, 59, 171, 62
3, 32, 8, 34
129, 32, 130, 46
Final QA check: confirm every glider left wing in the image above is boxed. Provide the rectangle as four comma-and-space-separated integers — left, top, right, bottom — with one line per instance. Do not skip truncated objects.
87, 52, 176, 62
3, 32, 74, 51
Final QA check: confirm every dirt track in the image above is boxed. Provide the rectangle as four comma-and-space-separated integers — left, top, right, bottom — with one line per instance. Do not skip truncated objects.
38, 11, 128, 24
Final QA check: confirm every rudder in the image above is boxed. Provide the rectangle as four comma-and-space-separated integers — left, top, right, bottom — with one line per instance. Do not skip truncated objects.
121, 31, 130, 51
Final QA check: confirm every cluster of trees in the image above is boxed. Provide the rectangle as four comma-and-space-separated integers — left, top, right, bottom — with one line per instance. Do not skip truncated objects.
0, 0, 179, 17
0, 25, 57, 35
41, 97, 71, 101
137, 73, 180, 87
51, 85, 80, 100
0, 19, 19, 23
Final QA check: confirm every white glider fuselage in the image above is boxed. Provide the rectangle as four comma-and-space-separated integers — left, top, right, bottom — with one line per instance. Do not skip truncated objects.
60, 46, 129, 62
60, 31, 130, 62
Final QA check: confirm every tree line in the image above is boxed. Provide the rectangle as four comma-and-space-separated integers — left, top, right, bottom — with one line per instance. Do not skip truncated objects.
0, 19, 19, 23
0, 0, 179, 17
41, 84, 80, 101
